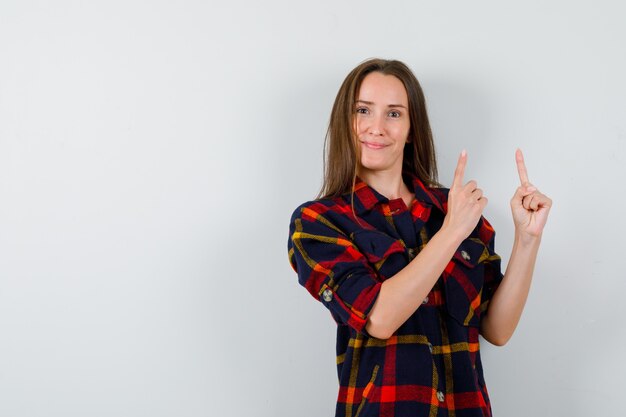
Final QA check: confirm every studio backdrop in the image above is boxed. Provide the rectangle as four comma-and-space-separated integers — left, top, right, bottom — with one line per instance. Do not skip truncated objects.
1, 1, 624, 416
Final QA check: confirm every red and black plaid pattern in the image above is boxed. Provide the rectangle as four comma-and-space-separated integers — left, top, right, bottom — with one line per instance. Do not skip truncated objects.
288, 172, 503, 417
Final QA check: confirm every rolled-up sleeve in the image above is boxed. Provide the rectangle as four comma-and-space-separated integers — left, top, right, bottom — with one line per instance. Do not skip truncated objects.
288, 203, 382, 334
478, 216, 504, 314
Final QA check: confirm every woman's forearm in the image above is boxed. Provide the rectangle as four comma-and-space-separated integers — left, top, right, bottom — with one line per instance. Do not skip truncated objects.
365, 226, 463, 339
480, 232, 542, 345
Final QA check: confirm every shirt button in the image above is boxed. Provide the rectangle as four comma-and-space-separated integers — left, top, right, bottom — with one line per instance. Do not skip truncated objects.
437, 391, 445, 402
322, 289, 333, 302
461, 250, 471, 261
422, 296, 429, 305
408, 248, 416, 260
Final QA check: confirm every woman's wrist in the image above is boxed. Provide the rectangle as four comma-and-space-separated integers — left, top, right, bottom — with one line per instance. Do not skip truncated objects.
514, 228, 542, 249
436, 224, 467, 249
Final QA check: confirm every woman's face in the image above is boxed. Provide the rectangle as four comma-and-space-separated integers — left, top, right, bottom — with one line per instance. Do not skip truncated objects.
354, 71, 410, 175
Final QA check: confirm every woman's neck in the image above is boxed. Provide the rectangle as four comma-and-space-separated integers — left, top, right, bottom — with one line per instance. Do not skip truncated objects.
358, 167, 413, 204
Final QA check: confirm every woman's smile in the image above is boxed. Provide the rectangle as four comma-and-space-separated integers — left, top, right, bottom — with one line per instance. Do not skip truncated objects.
360, 140, 389, 150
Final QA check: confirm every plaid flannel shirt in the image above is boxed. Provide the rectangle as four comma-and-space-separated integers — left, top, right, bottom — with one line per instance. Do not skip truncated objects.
288, 171, 503, 417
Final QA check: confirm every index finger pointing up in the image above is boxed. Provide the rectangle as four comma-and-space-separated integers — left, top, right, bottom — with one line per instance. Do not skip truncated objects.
452, 149, 467, 189
515, 148, 530, 185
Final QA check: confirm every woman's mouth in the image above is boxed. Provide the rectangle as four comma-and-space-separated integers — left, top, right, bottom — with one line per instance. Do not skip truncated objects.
361, 141, 388, 150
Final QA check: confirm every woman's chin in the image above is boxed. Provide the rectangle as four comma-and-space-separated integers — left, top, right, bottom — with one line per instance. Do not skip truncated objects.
360, 159, 393, 172
359, 165, 379, 173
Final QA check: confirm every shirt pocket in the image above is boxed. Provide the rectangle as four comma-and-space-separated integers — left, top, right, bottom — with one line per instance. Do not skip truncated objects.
350, 230, 406, 278
443, 238, 490, 327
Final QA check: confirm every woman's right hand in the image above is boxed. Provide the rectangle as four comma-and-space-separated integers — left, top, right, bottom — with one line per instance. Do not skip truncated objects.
441, 150, 488, 243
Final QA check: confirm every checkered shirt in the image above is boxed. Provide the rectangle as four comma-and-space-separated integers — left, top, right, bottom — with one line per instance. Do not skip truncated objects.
287, 172, 503, 417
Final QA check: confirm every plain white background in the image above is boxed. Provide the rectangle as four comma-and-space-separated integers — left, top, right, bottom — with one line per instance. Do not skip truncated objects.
1, 1, 625, 416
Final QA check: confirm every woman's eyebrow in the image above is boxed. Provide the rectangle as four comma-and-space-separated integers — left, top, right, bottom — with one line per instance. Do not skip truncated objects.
356, 99, 407, 109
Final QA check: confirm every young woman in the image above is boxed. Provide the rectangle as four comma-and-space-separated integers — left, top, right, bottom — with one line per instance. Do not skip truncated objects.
287, 58, 551, 417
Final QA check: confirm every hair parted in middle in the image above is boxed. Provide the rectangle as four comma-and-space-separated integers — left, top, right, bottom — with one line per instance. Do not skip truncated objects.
317, 58, 439, 200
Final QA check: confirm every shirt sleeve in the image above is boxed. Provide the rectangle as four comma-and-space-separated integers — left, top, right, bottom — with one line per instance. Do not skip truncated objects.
287, 203, 382, 334
478, 216, 504, 314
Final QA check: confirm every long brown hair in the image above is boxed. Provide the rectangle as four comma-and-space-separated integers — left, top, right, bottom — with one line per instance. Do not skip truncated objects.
317, 58, 438, 200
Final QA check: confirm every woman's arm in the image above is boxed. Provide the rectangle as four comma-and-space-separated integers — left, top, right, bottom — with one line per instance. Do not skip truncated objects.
480, 149, 552, 346
365, 150, 487, 339
480, 233, 540, 345
365, 226, 464, 339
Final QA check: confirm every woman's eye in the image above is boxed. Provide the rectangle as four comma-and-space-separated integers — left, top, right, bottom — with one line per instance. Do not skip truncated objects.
356, 107, 368, 114
389, 111, 401, 118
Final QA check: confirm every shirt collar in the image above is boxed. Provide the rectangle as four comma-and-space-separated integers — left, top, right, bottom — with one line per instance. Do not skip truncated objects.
350, 171, 444, 214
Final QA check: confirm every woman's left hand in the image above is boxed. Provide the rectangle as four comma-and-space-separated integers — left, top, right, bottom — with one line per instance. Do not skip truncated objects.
510, 149, 552, 238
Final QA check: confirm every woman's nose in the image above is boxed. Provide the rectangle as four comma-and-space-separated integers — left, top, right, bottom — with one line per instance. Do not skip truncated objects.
367, 115, 385, 136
